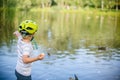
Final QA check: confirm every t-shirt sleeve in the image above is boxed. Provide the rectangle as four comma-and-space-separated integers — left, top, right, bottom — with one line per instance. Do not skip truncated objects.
22, 46, 31, 55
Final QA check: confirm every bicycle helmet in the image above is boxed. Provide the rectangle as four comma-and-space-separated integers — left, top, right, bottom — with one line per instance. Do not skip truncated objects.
19, 20, 38, 35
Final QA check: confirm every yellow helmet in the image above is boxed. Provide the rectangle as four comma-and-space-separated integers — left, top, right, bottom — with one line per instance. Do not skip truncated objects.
19, 20, 38, 35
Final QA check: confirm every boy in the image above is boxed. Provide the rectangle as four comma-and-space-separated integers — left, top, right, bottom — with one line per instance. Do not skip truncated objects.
14, 20, 45, 80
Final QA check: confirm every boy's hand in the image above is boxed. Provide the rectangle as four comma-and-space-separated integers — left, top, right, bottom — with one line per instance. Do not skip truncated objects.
13, 31, 21, 37
37, 53, 45, 60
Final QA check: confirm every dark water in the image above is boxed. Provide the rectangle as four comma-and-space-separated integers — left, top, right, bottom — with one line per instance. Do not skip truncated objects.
0, 8, 120, 80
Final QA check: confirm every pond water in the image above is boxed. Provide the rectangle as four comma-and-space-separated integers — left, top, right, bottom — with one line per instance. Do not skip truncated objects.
0, 9, 120, 80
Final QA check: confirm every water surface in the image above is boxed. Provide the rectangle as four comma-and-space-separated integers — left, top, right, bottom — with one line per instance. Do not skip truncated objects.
0, 9, 120, 80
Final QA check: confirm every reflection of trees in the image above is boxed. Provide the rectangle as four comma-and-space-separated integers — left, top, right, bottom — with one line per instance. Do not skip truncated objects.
0, 0, 16, 47
113, 15, 120, 48
48, 12, 119, 50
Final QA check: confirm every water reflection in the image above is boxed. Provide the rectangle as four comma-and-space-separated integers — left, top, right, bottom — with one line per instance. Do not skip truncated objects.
0, 9, 120, 50
0, 8, 16, 47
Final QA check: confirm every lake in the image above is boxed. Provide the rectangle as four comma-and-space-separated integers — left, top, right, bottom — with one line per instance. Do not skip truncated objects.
0, 8, 120, 80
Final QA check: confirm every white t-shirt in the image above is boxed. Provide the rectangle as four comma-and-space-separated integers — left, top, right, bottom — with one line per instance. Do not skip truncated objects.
16, 36, 33, 76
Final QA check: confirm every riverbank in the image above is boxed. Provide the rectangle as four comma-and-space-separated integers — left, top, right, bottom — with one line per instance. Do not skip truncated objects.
28, 7, 120, 16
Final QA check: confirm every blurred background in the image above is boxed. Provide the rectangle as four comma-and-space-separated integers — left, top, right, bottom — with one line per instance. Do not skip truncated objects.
0, 0, 120, 80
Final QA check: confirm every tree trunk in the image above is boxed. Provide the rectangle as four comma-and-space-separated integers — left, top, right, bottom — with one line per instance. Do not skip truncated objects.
101, 0, 104, 10
116, 0, 118, 11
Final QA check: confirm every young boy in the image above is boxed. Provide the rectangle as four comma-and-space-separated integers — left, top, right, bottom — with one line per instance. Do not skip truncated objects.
14, 20, 45, 80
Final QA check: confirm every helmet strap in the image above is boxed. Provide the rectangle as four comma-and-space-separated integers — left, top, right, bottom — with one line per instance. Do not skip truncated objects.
30, 36, 34, 41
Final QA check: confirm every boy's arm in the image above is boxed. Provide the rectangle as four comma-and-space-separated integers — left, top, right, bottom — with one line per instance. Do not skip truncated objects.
22, 53, 45, 64
13, 31, 21, 38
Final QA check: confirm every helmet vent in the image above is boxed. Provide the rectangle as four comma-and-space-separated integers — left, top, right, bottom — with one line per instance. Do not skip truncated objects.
19, 26, 22, 28
26, 27, 33, 30
26, 21, 29, 23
